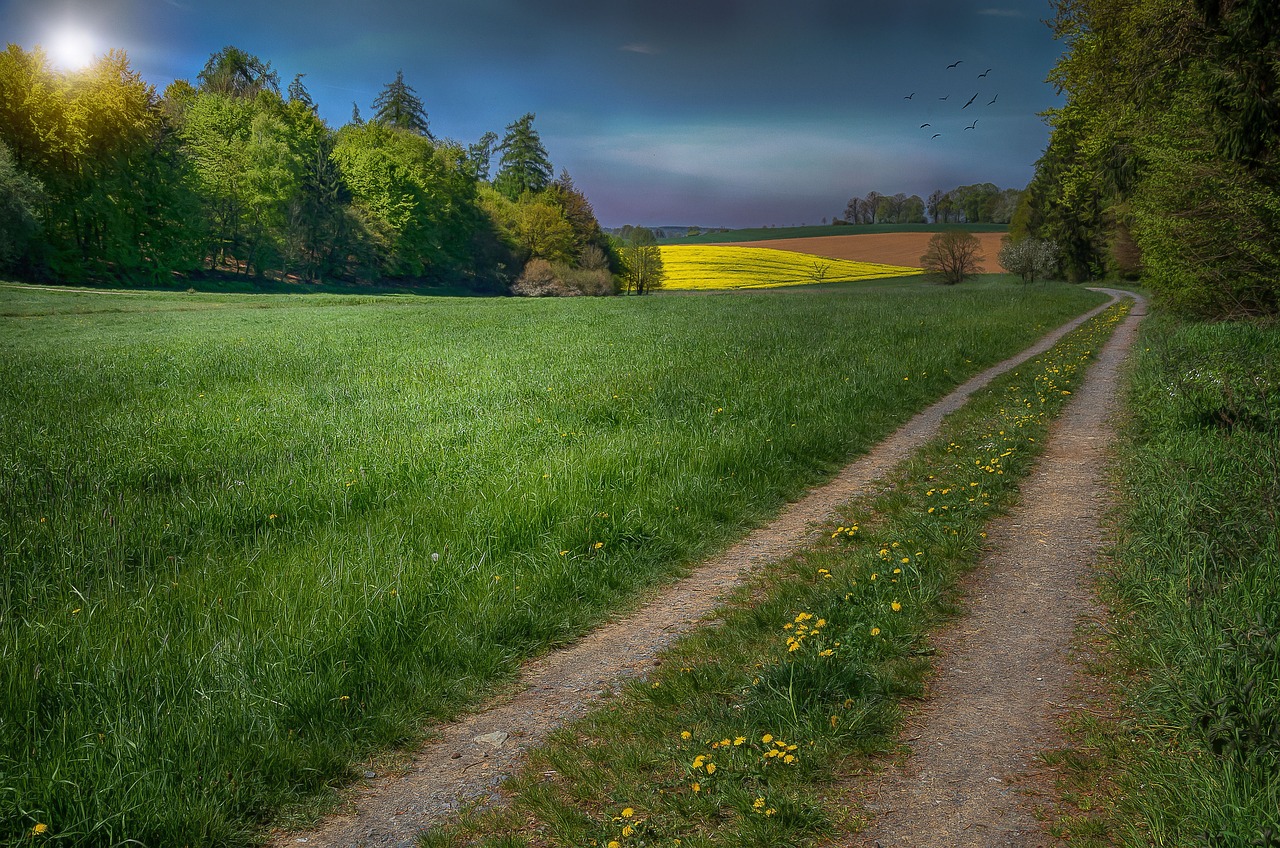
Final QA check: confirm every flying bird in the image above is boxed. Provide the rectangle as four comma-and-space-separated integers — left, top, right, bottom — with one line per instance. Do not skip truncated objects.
965, 119, 978, 130
939, 94, 950, 100
988, 94, 999, 105
978, 68, 992, 78
962, 92, 978, 109
931, 133, 942, 139
947, 60, 963, 69
920, 123, 932, 128
904, 92, 915, 99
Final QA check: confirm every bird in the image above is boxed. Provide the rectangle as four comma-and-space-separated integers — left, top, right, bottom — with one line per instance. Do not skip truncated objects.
931, 133, 942, 139
962, 92, 978, 109
920, 123, 932, 128
904, 92, 915, 99
939, 94, 950, 101
965, 119, 978, 130
947, 60, 963, 69
988, 94, 999, 105
978, 68, 992, 78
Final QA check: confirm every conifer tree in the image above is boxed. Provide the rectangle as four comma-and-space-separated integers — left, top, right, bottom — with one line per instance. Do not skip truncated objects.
494, 113, 553, 200
373, 70, 431, 137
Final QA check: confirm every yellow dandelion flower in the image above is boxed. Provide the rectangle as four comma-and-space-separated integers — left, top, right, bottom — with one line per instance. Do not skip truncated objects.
783, 754, 796, 764
622, 825, 634, 837
762, 734, 774, 744
681, 730, 692, 740
691, 782, 701, 792
705, 762, 716, 774
719, 738, 731, 747
593, 541, 604, 549
692, 755, 706, 768
871, 627, 881, 636
32, 823, 48, 835
891, 601, 902, 612
734, 736, 745, 745
621, 807, 634, 818
753, 797, 766, 809
609, 842, 621, 848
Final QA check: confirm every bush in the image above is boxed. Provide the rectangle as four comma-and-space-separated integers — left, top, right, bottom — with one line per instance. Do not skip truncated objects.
998, 237, 1061, 283
509, 257, 617, 297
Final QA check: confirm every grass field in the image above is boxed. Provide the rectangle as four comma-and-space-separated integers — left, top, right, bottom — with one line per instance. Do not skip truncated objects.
1048, 314, 1280, 846
667, 223, 1009, 245
0, 280, 1105, 845
659, 245, 921, 290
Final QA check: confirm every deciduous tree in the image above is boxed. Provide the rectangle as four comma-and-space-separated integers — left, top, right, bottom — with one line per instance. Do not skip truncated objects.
921, 230, 983, 285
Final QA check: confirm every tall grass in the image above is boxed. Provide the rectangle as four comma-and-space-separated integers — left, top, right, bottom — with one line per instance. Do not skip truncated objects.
0, 281, 1103, 845
1090, 315, 1280, 845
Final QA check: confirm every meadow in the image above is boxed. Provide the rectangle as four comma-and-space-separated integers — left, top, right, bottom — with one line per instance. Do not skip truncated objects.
0, 280, 1105, 845
658, 245, 920, 290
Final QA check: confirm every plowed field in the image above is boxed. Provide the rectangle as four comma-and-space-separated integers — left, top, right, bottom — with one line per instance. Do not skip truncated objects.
717, 231, 1010, 273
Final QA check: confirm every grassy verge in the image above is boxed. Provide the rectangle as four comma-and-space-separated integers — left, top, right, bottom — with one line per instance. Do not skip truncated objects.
412, 301, 1132, 848
1047, 313, 1280, 846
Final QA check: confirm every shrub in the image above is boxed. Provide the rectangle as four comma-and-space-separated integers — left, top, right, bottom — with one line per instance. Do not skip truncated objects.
509, 258, 617, 297
998, 237, 1061, 283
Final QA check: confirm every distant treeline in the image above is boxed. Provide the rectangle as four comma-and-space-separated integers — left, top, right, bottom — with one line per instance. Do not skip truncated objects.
1014, 0, 1278, 316
0, 45, 614, 293
840, 184, 1023, 226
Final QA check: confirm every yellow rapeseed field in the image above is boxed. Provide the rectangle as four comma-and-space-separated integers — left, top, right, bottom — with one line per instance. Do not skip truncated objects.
659, 245, 921, 290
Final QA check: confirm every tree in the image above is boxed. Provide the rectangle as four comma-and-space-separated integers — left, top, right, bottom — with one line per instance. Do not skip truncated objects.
467, 131, 498, 181
998, 236, 1060, 282
372, 70, 431, 137
197, 46, 279, 98
621, 227, 664, 294
921, 230, 983, 284
287, 73, 315, 112
494, 113, 553, 200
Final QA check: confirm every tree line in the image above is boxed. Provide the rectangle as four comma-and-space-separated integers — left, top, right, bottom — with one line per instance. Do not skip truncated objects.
840, 183, 1022, 226
1011, 0, 1278, 316
0, 44, 628, 295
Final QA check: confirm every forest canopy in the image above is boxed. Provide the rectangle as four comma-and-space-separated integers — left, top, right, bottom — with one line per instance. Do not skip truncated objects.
0, 44, 615, 294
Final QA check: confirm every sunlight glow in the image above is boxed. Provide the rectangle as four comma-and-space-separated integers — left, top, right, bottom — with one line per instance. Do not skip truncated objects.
49, 27, 97, 70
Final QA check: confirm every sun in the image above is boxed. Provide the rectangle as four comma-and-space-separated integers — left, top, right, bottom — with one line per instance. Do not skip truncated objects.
48, 26, 97, 70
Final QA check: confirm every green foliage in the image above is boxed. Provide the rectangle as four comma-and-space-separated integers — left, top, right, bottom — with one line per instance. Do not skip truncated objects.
0, 281, 1102, 844
0, 140, 45, 270
495, 113, 553, 200
1029, 0, 1280, 311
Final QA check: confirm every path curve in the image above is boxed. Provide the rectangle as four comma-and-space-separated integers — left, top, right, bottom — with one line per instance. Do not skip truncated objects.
849, 288, 1146, 846
275, 291, 1133, 848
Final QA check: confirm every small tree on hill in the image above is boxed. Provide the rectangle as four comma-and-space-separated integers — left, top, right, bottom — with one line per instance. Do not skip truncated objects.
921, 230, 983, 284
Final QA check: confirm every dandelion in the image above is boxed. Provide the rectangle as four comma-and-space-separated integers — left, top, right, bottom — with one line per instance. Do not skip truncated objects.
622, 825, 634, 837
621, 807, 635, 818
830, 714, 839, 728
609, 842, 621, 848
681, 730, 692, 740
753, 797, 766, 810
32, 823, 48, 835
733, 736, 745, 745
691, 782, 701, 792
762, 734, 774, 744
891, 601, 902, 612
593, 541, 604, 549
870, 627, 881, 636
705, 762, 716, 774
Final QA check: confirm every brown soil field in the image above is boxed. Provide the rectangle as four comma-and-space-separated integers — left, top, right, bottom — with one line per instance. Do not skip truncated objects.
720, 232, 1011, 273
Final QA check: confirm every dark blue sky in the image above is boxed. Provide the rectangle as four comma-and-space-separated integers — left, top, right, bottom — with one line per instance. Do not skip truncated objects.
3, 0, 1068, 228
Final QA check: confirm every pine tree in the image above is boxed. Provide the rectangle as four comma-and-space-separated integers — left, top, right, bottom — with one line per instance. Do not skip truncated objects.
373, 70, 431, 137
494, 113, 553, 200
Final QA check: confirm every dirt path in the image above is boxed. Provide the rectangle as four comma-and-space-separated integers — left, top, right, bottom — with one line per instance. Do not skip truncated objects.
275, 290, 1138, 848
848, 288, 1146, 847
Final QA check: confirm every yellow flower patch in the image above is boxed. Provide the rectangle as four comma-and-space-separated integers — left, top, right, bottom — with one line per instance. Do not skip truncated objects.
659, 245, 921, 290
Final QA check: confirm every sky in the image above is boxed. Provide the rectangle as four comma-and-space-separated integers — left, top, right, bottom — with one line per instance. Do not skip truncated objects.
2, 0, 1069, 229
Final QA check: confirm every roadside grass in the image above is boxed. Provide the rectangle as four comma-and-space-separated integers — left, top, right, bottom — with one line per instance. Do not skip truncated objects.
659, 245, 921, 290
0, 280, 1105, 845
1047, 314, 1280, 846
414, 302, 1133, 848
667, 223, 1010, 245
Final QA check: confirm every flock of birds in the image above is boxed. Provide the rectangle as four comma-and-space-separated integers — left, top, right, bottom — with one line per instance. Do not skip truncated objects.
902, 61, 998, 139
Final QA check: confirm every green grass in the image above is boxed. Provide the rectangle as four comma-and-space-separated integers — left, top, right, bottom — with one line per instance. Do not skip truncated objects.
0, 280, 1104, 845
412, 299, 1134, 848
1049, 313, 1280, 846
667, 223, 1009, 245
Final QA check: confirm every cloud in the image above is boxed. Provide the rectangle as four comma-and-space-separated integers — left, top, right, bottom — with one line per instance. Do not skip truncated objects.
619, 43, 661, 55
977, 8, 1024, 17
